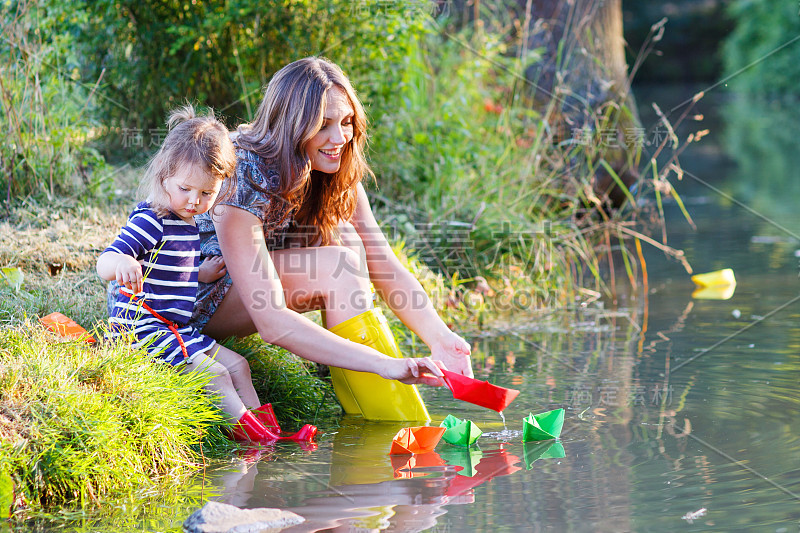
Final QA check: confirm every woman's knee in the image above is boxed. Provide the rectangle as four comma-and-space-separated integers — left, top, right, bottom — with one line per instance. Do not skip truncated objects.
319, 245, 368, 287
337, 221, 366, 256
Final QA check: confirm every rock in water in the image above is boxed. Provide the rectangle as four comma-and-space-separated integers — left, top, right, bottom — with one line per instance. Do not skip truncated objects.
183, 501, 304, 533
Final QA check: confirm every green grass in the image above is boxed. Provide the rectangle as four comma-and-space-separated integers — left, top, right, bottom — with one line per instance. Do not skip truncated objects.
0, 209, 344, 516
0, 323, 228, 516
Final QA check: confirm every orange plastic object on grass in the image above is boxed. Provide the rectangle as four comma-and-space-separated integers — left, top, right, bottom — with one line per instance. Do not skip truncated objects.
39, 312, 96, 343
441, 369, 520, 412
389, 426, 445, 455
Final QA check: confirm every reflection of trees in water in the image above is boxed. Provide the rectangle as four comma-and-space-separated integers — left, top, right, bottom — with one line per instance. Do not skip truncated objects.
723, 95, 800, 225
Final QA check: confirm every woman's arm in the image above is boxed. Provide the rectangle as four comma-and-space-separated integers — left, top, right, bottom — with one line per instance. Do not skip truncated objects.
350, 184, 474, 377
213, 205, 444, 385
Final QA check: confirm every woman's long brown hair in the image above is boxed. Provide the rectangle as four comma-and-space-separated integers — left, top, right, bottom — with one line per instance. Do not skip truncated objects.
235, 57, 373, 246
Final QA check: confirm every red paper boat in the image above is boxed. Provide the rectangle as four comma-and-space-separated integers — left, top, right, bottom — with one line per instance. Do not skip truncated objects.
441, 369, 519, 412
389, 426, 445, 455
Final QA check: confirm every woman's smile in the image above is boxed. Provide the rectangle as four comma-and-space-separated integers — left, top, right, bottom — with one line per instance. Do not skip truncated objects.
319, 147, 342, 159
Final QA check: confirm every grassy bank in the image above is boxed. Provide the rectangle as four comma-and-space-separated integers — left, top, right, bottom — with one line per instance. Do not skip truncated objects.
0, 323, 225, 515
0, 201, 345, 518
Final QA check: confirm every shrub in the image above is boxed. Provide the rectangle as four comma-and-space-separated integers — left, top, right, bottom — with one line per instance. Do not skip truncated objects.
722, 0, 800, 97
0, 1, 110, 202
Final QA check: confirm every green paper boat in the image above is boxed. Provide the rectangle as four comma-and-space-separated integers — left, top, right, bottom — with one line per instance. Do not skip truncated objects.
523, 441, 565, 469
438, 446, 483, 477
522, 408, 564, 442
0, 267, 24, 291
440, 414, 482, 447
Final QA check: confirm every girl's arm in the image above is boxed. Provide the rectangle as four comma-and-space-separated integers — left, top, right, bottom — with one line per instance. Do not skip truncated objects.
213, 205, 444, 385
98, 210, 162, 295
97, 251, 144, 294
350, 183, 474, 377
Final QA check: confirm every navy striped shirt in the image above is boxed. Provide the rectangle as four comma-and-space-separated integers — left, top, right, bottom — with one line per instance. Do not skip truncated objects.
106, 202, 199, 325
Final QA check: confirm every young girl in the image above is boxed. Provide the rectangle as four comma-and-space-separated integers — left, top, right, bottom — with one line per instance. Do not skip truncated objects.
97, 106, 310, 444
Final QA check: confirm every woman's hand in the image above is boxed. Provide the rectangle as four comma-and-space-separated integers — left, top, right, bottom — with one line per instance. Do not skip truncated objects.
429, 330, 473, 378
379, 357, 446, 387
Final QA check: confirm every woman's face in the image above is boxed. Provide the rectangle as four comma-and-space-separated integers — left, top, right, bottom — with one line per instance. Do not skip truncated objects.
306, 87, 354, 173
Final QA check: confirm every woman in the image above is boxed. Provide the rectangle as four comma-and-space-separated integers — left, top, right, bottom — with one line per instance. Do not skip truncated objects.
193, 57, 472, 420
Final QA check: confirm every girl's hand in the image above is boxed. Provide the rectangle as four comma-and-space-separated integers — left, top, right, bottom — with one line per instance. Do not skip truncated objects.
115, 256, 144, 294
380, 357, 446, 386
430, 331, 473, 378
198, 256, 227, 283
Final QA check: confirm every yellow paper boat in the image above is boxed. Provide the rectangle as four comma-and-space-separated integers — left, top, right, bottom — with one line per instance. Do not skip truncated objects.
692, 284, 736, 300
691, 268, 736, 288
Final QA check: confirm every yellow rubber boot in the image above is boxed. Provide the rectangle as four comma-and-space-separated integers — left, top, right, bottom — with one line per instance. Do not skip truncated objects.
326, 308, 430, 421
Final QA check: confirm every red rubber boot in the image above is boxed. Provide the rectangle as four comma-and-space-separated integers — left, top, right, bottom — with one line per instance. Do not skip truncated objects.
283, 424, 318, 443
231, 411, 279, 443
253, 403, 281, 432
253, 404, 317, 444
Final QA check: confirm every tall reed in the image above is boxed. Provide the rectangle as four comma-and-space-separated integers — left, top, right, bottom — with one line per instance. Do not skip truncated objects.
0, 0, 110, 204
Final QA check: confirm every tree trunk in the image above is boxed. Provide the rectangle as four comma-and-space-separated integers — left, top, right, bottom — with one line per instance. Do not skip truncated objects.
444, 0, 641, 208
524, 0, 640, 209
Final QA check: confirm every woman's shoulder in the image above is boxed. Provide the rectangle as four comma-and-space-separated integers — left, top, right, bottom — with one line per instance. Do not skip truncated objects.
234, 146, 280, 190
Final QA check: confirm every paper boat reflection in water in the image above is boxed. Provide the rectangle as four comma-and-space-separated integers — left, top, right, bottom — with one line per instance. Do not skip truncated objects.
523, 440, 565, 469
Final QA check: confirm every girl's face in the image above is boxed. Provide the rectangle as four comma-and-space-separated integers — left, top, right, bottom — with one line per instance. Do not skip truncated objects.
163, 164, 223, 223
306, 87, 354, 173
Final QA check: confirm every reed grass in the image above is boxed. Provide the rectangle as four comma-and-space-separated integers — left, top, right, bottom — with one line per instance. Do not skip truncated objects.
0, 1, 112, 202
366, 16, 693, 323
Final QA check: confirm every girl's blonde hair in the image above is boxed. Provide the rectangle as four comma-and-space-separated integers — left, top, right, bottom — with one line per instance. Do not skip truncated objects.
235, 57, 373, 246
141, 105, 237, 217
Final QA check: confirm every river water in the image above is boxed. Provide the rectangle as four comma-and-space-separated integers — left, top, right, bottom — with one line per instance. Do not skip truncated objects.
38, 87, 800, 532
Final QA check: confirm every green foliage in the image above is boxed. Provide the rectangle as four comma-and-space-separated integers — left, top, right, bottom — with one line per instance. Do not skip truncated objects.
0, 324, 227, 513
365, 21, 660, 307
0, 468, 11, 518
722, 0, 800, 96
0, 0, 111, 202
723, 95, 800, 224
67, 0, 431, 136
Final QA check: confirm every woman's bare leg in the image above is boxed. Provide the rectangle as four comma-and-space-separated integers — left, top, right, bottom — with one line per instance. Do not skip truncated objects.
203, 284, 259, 339
203, 234, 372, 338
270, 244, 372, 328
